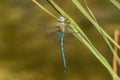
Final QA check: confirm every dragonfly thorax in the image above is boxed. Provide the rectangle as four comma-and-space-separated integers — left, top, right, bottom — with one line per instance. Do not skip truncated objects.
56, 22, 65, 33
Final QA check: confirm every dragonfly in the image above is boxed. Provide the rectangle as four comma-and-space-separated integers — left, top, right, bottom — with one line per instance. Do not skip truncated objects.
39, 16, 77, 71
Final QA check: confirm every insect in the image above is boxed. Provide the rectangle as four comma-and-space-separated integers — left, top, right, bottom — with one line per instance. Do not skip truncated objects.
39, 16, 76, 71
57, 16, 67, 71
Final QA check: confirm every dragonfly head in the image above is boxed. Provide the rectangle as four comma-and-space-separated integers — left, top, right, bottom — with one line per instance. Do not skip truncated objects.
58, 16, 65, 22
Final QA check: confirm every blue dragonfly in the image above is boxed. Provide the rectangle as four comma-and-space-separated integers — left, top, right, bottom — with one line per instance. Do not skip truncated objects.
39, 16, 76, 71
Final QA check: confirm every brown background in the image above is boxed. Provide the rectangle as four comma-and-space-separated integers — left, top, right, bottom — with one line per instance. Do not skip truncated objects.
0, 0, 120, 80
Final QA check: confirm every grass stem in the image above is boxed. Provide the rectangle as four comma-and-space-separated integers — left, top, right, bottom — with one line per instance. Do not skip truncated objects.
32, 0, 57, 19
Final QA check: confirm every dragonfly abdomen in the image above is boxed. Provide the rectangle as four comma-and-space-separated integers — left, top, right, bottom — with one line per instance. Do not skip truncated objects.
60, 32, 67, 70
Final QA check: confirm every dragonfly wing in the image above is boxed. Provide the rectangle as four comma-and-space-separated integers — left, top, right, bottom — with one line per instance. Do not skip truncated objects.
64, 23, 75, 33
38, 24, 57, 33
64, 24, 78, 42
44, 32, 60, 41
64, 33, 78, 42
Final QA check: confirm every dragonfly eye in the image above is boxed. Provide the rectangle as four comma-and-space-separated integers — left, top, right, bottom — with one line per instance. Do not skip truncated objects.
58, 16, 65, 22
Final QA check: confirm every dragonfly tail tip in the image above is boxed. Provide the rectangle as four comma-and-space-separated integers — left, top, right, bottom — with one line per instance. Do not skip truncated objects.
64, 67, 66, 72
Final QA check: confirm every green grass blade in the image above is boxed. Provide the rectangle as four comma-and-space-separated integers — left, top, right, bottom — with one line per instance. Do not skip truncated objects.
82, 0, 120, 66
32, 0, 57, 19
71, 29, 120, 80
72, 0, 120, 50
110, 0, 120, 9
72, 0, 120, 66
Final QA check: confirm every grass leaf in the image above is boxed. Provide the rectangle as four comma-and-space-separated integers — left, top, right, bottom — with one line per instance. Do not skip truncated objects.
110, 0, 120, 9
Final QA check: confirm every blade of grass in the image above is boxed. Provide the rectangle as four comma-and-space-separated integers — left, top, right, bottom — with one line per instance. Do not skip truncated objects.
82, 0, 98, 22
110, 0, 120, 10
32, 0, 57, 19
47, 0, 120, 79
70, 27, 120, 80
72, 0, 120, 50
82, 0, 120, 66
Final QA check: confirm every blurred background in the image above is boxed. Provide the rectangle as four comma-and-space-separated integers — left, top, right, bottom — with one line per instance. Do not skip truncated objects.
0, 0, 120, 80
